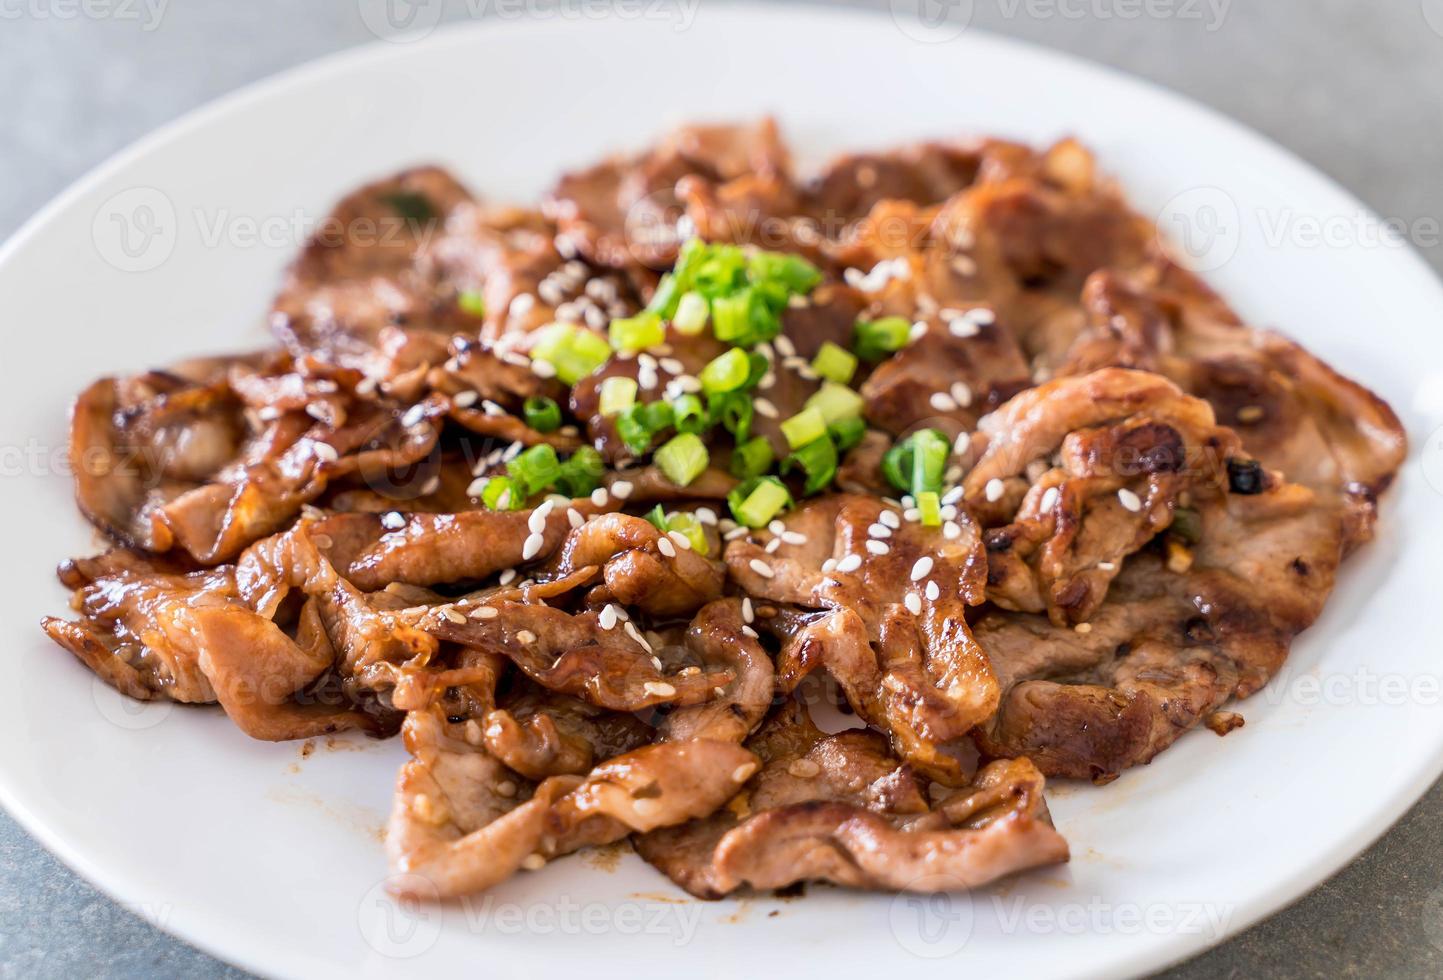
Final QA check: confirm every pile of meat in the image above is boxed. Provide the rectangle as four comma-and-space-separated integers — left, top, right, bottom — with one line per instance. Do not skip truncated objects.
42, 120, 1404, 900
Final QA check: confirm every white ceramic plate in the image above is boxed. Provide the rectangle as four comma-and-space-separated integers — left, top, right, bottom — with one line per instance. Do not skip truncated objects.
2, 6, 1440, 979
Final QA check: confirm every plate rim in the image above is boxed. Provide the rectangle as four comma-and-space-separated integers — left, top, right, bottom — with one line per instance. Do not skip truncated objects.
1, 6, 1439, 979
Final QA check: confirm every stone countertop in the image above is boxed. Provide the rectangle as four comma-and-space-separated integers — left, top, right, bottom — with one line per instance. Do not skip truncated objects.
2, 1, 1439, 976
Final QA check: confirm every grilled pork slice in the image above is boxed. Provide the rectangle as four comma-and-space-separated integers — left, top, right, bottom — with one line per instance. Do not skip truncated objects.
637, 700, 1068, 898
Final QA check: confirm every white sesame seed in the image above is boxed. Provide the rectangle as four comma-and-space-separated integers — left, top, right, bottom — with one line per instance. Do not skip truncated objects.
1118, 488, 1143, 512
910, 557, 934, 581
985, 478, 1005, 503
925, 580, 940, 601
909, 321, 928, 342
502, 441, 524, 462
942, 486, 964, 506
528, 500, 554, 532
967, 307, 996, 326
611, 480, 633, 500
522, 533, 544, 561
452, 390, 479, 408
498, 568, 517, 586
903, 508, 920, 522
1040, 487, 1060, 513
531, 359, 558, 379
943, 521, 962, 540
741, 625, 759, 639
929, 391, 959, 412
638, 367, 658, 390
669, 530, 692, 551
948, 317, 980, 339
879, 510, 901, 529
950, 382, 973, 408
732, 763, 757, 782
695, 507, 717, 525
441, 607, 466, 624
644, 681, 676, 698
658, 357, 684, 374
774, 335, 796, 358
471, 605, 498, 620
314, 442, 339, 463
1098, 561, 1117, 571
624, 621, 652, 652
781, 530, 807, 545
741, 597, 754, 623
868, 523, 891, 539
754, 399, 779, 419
515, 630, 536, 645
768, 520, 786, 535
904, 593, 923, 615
748, 559, 775, 579
822, 557, 838, 573
836, 554, 863, 573
567, 508, 584, 529
866, 540, 890, 556
657, 536, 676, 558
599, 604, 618, 630
1074, 622, 1094, 635
764, 538, 782, 553
380, 511, 406, 530
356, 377, 379, 396
590, 487, 610, 507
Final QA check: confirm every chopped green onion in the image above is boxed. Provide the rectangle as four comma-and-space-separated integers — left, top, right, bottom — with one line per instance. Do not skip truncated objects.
615, 401, 674, 455
780, 407, 827, 450
730, 436, 774, 480
708, 391, 754, 443
700, 347, 752, 394
457, 290, 486, 318
673, 394, 707, 434
829, 416, 867, 452
381, 191, 436, 223
609, 311, 665, 353
783, 437, 838, 496
728, 476, 792, 528
482, 475, 525, 511
747, 251, 822, 295
882, 429, 949, 497
805, 381, 865, 425
530, 323, 611, 384
598, 376, 639, 417
1170, 506, 1203, 544
646, 273, 682, 318
690, 243, 749, 298
711, 289, 761, 345
523, 396, 561, 433
672, 291, 709, 335
509, 444, 562, 496
917, 490, 942, 527
910, 429, 949, 497
555, 446, 604, 498
665, 512, 709, 556
854, 316, 912, 362
811, 341, 858, 385
644, 503, 669, 531
654, 432, 709, 487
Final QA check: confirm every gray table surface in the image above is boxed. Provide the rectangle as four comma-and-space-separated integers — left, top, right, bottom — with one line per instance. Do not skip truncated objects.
2, 1, 1440, 976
